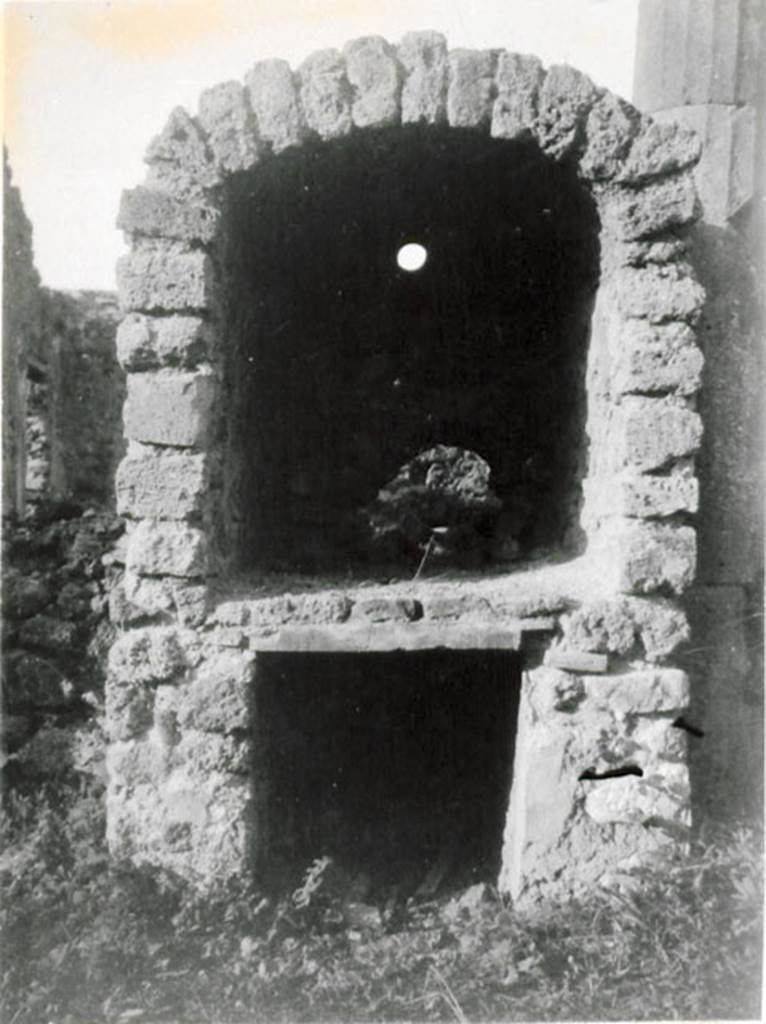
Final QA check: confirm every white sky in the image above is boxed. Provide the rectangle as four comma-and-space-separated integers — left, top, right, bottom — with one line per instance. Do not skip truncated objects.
4, 0, 640, 291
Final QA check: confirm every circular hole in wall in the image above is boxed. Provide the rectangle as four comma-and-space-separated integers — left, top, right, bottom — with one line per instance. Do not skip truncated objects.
396, 242, 428, 272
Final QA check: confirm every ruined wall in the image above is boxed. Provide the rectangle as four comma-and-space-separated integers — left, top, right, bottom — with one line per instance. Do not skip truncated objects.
634, 0, 764, 821
44, 290, 126, 508
3, 151, 43, 519
2, 161, 126, 785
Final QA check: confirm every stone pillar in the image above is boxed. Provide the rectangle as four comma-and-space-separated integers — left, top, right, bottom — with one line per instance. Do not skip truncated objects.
634, 0, 765, 820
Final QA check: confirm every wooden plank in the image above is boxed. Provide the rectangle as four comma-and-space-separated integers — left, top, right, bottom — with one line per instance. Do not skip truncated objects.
249, 622, 523, 653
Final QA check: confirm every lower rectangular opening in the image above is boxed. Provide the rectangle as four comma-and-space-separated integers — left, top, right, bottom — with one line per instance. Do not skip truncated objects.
254, 649, 522, 897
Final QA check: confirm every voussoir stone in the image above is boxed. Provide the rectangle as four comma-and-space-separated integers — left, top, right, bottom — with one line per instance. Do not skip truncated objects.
612, 320, 703, 396
491, 52, 543, 139
197, 80, 263, 173
118, 187, 218, 244
124, 371, 217, 447
578, 93, 641, 181
126, 520, 209, 579
117, 250, 213, 313
534, 64, 600, 158
615, 396, 702, 471
116, 449, 208, 520
602, 172, 699, 240
618, 116, 702, 184
144, 107, 219, 196
116, 314, 211, 371
447, 49, 496, 128
246, 59, 308, 152
299, 49, 353, 140
177, 652, 254, 733
344, 36, 401, 128
612, 265, 705, 324
399, 31, 448, 125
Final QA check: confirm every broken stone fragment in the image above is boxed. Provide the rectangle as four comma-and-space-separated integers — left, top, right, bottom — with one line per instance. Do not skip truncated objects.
363, 445, 503, 566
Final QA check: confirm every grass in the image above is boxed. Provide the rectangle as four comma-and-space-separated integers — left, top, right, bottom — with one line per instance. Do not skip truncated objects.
0, 776, 762, 1023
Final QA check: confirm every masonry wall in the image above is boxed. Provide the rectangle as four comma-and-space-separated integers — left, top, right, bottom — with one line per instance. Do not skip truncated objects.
634, 0, 765, 821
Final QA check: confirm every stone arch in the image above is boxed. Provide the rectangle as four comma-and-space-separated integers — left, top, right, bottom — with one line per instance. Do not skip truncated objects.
115, 32, 704, 602
108, 33, 706, 896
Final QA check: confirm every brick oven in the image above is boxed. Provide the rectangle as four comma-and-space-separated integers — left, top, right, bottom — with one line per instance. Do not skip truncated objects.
109, 33, 706, 903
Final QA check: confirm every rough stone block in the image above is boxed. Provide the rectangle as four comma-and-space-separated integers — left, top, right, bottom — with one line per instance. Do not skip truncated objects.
578, 93, 640, 181
603, 172, 699, 241
124, 371, 217, 447
117, 250, 213, 313
612, 320, 703, 396
534, 64, 600, 158
108, 626, 196, 684
616, 235, 691, 268
491, 52, 543, 140
105, 676, 154, 741
619, 116, 702, 183
585, 465, 699, 519
174, 731, 253, 776
398, 31, 448, 125
612, 265, 705, 324
118, 187, 218, 244
590, 667, 689, 716
628, 597, 690, 662
116, 314, 210, 371
246, 59, 308, 152
177, 652, 254, 733
596, 519, 697, 596
653, 103, 757, 226
116, 449, 208, 520
197, 80, 263, 173
19, 614, 78, 652
144, 106, 219, 196
126, 520, 209, 579
560, 599, 638, 656
5, 653, 72, 710
615, 396, 702, 471
446, 49, 496, 129
343, 36, 401, 128
299, 49, 353, 140
584, 770, 689, 826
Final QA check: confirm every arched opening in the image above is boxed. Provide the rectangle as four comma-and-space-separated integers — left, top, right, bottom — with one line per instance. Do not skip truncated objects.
220, 124, 600, 575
